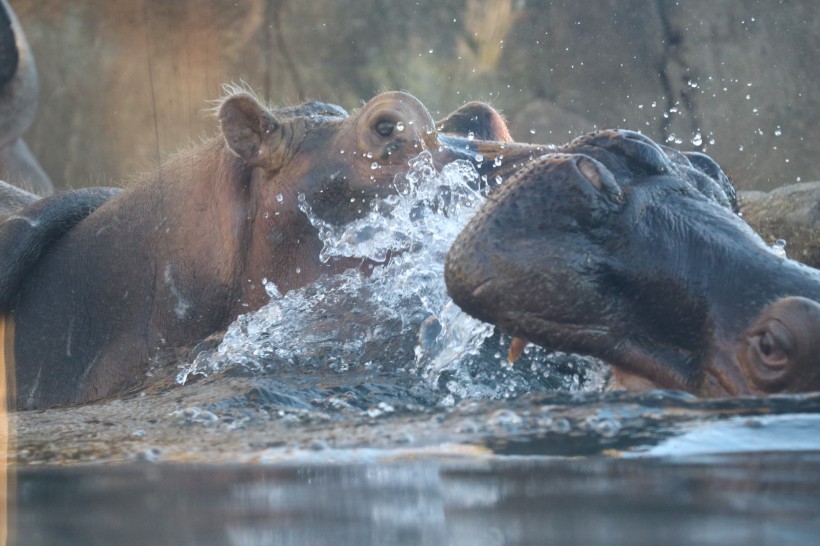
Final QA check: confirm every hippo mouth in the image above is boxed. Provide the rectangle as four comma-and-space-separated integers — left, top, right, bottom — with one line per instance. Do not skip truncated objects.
497, 311, 613, 347
463, 276, 614, 357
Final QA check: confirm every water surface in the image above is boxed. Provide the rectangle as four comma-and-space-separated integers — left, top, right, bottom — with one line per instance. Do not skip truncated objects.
10, 154, 820, 545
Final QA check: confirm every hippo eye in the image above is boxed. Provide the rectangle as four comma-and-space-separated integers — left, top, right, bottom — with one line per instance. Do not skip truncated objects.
759, 332, 774, 357
374, 119, 396, 137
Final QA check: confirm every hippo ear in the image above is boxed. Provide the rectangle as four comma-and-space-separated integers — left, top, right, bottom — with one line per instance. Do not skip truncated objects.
219, 94, 283, 168
436, 102, 512, 142
741, 296, 820, 393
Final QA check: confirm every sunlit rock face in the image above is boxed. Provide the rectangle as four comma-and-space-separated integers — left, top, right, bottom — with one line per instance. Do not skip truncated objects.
740, 182, 820, 270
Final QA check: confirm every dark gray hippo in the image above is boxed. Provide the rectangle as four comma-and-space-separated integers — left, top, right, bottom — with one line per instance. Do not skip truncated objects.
0, 90, 546, 409
0, 0, 52, 194
446, 129, 820, 396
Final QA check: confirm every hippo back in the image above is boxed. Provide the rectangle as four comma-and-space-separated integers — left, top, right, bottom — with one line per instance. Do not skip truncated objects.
0, 186, 121, 311
0, 179, 37, 216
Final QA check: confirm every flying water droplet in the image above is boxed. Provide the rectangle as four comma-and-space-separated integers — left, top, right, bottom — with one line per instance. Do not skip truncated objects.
771, 239, 787, 258
176, 149, 606, 398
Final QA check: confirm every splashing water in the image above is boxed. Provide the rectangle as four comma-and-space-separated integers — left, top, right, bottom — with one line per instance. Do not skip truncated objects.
177, 153, 606, 400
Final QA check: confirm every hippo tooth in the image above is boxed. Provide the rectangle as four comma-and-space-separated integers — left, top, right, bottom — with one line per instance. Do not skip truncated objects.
507, 336, 529, 364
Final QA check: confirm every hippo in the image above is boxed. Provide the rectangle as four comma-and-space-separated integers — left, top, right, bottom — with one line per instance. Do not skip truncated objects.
0, 89, 546, 409
0, 0, 52, 194
0, 178, 36, 214
446, 129, 820, 396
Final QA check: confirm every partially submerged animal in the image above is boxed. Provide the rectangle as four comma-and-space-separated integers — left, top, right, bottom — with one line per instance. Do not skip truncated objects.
0, 0, 52, 193
0, 90, 545, 409
446, 129, 820, 396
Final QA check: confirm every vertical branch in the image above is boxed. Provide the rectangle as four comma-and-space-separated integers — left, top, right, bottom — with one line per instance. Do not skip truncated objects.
266, 0, 304, 100
0, 313, 16, 546
141, 0, 162, 169
656, 1, 703, 150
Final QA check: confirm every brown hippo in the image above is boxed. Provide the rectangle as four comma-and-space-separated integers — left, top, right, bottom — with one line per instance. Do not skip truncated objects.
0, 0, 52, 194
0, 89, 546, 409
446, 129, 820, 396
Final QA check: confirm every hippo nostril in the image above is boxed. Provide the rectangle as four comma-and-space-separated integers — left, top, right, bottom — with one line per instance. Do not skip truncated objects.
576, 156, 604, 190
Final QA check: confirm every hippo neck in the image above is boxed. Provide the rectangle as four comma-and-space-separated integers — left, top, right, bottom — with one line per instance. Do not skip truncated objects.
128, 136, 258, 341
708, 249, 820, 333
622, 196, 820, 395
154, 136, 330, 312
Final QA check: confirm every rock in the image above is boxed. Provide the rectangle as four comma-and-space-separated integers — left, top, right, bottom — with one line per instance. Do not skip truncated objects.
740, 182, 820, 269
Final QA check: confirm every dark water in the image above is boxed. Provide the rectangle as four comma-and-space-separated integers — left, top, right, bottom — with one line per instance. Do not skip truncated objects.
11, 387, 820, 546
12, 449, 820, 546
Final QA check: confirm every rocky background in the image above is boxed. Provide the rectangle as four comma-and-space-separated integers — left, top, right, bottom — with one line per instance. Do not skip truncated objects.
14, 0, 819, 191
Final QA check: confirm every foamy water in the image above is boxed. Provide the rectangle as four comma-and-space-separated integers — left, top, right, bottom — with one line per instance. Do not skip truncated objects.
177, 152, 606, 400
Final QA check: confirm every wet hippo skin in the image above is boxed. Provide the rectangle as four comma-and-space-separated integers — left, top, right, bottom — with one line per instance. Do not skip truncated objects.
446, 129, 820, 396
0, 89, 546, 409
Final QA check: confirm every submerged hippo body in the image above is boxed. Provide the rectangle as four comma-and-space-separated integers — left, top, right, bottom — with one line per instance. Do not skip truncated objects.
1, 89, 544, 409
0, 0, 52, 194
446, 130, 820, 396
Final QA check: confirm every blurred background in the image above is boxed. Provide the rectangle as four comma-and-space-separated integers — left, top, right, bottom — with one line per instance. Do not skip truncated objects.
14, 0, 819, 191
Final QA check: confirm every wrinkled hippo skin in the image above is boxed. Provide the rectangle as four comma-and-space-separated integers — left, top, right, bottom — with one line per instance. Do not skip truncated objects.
0, 0, 52, 194
0, 90, 546, 409
740, 182, 820, 269
446, 129, 820, 396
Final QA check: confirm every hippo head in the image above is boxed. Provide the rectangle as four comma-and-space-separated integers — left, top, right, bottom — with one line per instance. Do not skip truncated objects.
218, 90, 540, 227
446, 129, 820, 396
214, 90, 546, 296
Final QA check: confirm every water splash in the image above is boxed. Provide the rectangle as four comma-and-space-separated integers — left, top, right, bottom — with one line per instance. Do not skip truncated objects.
177, 153, 606, 400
